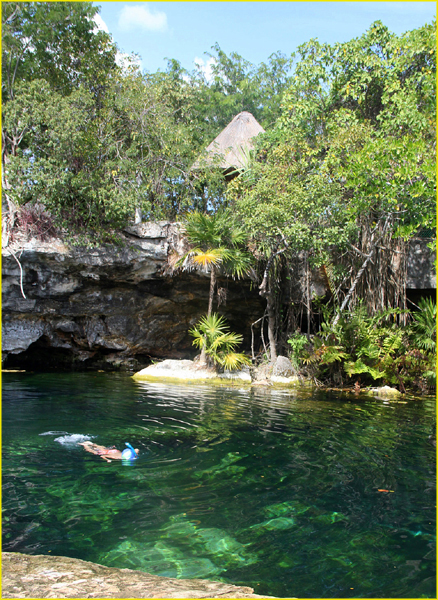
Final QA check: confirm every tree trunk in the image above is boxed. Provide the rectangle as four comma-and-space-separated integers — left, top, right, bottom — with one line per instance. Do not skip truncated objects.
265, 291, 277, 363
259, 275, 277, 363
332, 249, 375, 327
199, 265, 217, 365
207, 266, 216, 318
1, 140, 17, 247
259, 248, 285, 364
305, 251, 311, 338
332, 219, 390, 327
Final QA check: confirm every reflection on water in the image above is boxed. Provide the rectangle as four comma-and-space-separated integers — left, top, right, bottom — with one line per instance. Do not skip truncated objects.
2, 373, 436, 598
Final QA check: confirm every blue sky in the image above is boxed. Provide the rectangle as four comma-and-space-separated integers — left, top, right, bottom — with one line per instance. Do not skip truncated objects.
93, 2, 436, 75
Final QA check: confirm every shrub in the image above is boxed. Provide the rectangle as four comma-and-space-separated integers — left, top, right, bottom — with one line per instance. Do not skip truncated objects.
16, 204, 56, 241
287, 332, 310, 369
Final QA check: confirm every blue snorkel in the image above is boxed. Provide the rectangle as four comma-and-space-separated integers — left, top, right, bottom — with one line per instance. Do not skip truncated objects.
121, 442, 138, 461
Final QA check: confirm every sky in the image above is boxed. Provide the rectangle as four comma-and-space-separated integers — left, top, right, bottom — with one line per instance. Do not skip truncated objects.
93, 2, 436, 75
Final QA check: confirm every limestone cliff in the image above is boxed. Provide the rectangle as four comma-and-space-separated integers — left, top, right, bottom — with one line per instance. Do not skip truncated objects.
2, 223, 264, 371
3, 222, 433, 372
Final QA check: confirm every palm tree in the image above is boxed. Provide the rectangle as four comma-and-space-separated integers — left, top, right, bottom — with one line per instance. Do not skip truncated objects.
178, 209, 253, 317
176, 209, 253, 363
189, 313, 251, 371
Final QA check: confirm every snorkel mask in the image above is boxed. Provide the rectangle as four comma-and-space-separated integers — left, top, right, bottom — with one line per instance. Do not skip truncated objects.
121, 442, 138, 460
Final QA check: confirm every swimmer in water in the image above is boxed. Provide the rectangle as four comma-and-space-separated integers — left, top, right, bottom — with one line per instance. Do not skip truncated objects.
79, 441, 139, 463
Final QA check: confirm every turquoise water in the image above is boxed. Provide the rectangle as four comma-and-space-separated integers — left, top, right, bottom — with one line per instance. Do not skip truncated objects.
2, 372, 436, 598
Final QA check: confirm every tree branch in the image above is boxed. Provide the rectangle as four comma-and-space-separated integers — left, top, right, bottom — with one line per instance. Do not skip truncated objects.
9, 248, 27, 299
332, 218, 391, 327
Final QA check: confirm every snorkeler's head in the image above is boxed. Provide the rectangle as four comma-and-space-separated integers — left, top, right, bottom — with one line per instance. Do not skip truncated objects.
121, 442, 138, 460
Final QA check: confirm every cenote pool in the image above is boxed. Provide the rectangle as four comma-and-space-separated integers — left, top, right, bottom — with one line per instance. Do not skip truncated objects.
2, 372, 436, 598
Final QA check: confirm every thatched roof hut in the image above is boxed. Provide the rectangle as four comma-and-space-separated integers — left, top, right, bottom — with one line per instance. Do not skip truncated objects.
194, 111, 265, 179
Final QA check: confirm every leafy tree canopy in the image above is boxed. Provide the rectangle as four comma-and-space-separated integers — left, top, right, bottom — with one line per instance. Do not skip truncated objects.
2, 2, 117, 101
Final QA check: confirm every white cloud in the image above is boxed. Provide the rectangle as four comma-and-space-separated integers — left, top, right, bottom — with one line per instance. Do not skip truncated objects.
118, 5, 168, 32
116, 52, 143, 73
93, 14, 110, 35
194, 57, 216, 83
93, 14, 143, 72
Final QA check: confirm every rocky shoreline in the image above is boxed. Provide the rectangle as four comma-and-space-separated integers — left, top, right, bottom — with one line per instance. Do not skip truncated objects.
132, 357, 403, 399
132, 357, 303, 386
2, 552, 273, 599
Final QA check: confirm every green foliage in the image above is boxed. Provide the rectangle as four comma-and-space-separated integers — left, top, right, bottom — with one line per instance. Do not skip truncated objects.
278, 20, 436, 238
4, 6, 433, 257
287, 333, 309, 369
229, 19, 435, 347
189, 314, 251, 371
2, 63, 218, 232
298, 300, 435, 393
2, 6, 435, 389
281, 20, 436, 138
393, 297, 437, 393
234, 19, 436, 264
2, 2, 117, 101
408, 297, 437, 352
234, 138, 355, 265
193, 44, 294, 133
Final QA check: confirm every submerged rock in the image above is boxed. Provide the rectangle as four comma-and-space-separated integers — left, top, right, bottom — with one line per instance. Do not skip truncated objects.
249, 516, 296, 533
314, 511, 348, 525
103, 539, 224, 580
193, 452, 247, 480
2, 552, 271, 598
263, 500, 310, 518
191, 528, 257, 567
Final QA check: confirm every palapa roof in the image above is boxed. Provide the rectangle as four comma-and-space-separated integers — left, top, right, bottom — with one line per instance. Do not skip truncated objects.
195, 111, 265, 172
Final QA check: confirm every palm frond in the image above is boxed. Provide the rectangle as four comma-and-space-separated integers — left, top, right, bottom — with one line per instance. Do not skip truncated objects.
216, 351, 251, 370
197, 313, 228, 338
189, 313, 251, 371
191, 248, 224, 268
188, 326, 205, 349
209, 331, 243, 353
410, 297, 436, 352
223, 247, 254, 278
184, 212, 222, 247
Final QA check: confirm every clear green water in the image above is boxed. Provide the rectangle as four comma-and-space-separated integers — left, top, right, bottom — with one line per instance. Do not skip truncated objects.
2, 372, 436, 598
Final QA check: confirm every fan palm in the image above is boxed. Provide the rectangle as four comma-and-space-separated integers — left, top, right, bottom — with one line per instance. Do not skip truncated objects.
189, 313, 251, 371
177, 210, 253, 364
179, 210, 253, 316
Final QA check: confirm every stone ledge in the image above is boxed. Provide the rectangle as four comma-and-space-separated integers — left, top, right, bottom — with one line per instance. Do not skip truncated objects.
133, 359, 252, 383
369, 385, 402, 398
2, 552, 273, 598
